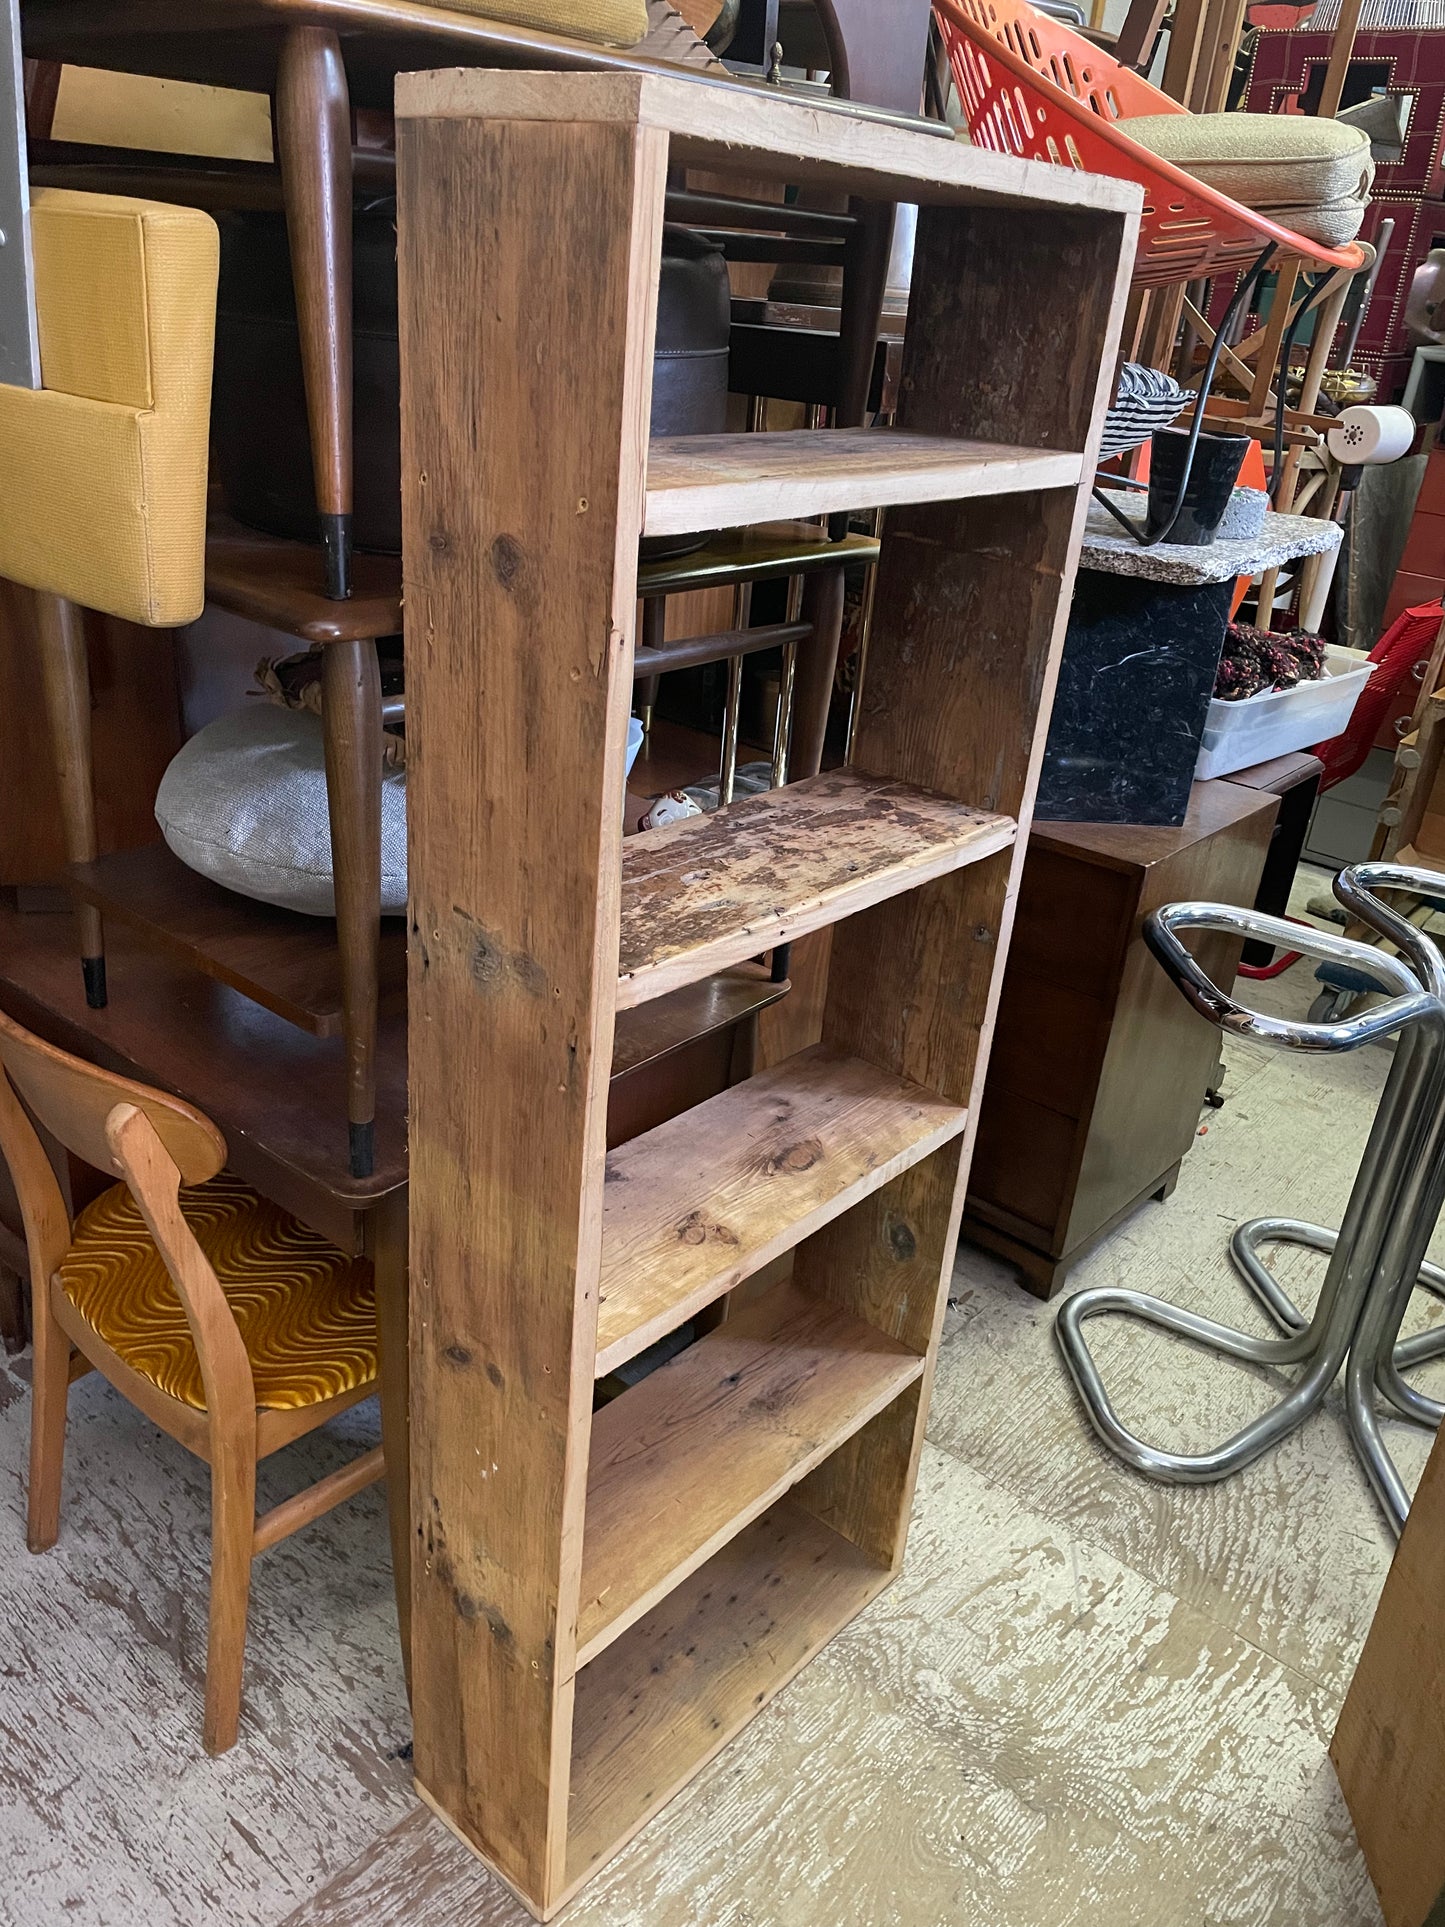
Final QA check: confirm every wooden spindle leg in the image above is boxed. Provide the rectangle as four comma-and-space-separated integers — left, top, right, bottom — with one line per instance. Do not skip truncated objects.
321, 639, 382, 1179
837, 201, 894, 428
790, 564, 847, 782
276, 26, 354, 601
638, 597, 665, 734
33, 593, 106, 1007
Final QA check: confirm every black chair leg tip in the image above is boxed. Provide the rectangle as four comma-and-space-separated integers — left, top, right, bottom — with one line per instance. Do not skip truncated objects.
349, 1119, 375, 1181
320, 511, 353, 602
82, 956, 107, 1010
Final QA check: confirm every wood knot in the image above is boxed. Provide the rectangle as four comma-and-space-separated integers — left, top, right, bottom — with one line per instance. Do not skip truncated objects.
490, 533, 526, 590
755, 1136, 823, 1177
675, 1210, 739, 1248
887, 1217, 918, 1262
470, 933, 504, 991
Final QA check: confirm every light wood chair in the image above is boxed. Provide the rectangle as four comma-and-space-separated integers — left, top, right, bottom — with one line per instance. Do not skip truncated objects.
0, 1007, 384, 1754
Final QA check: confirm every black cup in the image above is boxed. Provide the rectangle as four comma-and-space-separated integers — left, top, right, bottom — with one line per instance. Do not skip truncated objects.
1146, 428, 1250, 547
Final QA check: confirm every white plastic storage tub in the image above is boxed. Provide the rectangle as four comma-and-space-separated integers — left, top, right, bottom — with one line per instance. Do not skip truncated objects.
1195, 647, 1373, 782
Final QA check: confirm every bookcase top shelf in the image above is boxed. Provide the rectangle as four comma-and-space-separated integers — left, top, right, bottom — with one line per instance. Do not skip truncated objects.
643, 430, 1083, 538
395, 68, 1145, 218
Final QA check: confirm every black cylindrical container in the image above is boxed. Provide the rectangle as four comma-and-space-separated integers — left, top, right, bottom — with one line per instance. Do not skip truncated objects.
210, 204, 731, 558
1146, 428, 1250, 547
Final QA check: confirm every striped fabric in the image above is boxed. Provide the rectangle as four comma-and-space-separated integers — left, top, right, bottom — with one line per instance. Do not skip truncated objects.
58, 1173, 378, 1412
1306, 0, 1445, 24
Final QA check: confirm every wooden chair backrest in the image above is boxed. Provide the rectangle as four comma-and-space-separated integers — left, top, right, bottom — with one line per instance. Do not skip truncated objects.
0, 1007, 225, 1187
0, 1008, 254, 1421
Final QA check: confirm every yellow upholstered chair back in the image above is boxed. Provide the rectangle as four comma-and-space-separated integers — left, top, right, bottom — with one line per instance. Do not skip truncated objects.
0, 187, 218, 626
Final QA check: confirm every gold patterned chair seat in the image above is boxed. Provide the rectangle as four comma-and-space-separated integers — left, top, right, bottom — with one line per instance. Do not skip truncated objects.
57, 1172, 377, 1411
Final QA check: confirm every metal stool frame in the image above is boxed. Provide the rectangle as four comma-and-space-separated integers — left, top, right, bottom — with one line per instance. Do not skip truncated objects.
1056, 865, 1445, 1534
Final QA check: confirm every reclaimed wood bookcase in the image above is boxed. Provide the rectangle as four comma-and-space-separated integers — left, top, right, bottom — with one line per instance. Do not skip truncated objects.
396, 69, 1138, 1920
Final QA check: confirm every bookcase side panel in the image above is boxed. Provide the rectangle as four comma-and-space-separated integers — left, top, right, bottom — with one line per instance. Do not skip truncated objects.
399, 106, 666, 1908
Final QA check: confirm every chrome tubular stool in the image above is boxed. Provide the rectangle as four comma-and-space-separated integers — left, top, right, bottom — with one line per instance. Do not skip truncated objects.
1056, 864, 1445, 1534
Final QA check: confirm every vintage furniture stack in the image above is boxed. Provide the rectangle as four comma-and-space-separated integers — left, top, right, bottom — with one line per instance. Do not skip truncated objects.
12, 0, 930, 1183
0, 0, 947, 1727
396, 68, 1135, 1916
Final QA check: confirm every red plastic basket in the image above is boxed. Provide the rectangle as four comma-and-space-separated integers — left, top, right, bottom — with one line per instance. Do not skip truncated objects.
934, 0, 1368, 288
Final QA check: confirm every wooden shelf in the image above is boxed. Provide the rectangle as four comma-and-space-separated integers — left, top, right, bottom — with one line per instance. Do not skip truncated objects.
576, 1279, 922, 1666
0, 902, 408, 1228
597, 1044, 966, 1376
618, 768, 1015, 1009
68, 844, 406, 1037
643, 430, 1083, 538
206, 521, 404, 646
207, 517, 873, 645
566, 1499, 889, 1895
396, 67, 1143, 216
610, 963, 786, 1083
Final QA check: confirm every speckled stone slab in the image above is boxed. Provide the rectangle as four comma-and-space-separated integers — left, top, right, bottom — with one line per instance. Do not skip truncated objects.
1080, 504, 1343, 586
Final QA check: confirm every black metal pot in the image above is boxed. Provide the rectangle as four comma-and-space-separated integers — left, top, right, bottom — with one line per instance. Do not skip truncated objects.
211, 204, 731, 561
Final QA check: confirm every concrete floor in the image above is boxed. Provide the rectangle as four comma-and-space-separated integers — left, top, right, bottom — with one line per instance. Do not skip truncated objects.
1, 867, 1437, 1927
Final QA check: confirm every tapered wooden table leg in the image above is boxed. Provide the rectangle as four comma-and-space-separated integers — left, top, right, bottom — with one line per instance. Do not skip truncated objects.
33, 592, 106, 1007
790, 564, 847, 781
276, 25, 354, 601
322, 638, 382, 1179
638, 596, 664, 734
837, 199, 894, 428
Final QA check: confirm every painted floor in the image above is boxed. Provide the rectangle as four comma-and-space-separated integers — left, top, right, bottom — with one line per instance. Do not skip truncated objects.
0, 867, 1434, 1927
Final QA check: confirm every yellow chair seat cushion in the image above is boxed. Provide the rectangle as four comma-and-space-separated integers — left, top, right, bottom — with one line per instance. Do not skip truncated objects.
58, 1172, 377, 1412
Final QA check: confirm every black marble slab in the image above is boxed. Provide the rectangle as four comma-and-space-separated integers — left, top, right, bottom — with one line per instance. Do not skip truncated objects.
1035, 569, 1235, 828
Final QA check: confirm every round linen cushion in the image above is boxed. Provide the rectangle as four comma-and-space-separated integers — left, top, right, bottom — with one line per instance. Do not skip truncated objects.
155, 704, 407, 917
1122, 113, 1374, 245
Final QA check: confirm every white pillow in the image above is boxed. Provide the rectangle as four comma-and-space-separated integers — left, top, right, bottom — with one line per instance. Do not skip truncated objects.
155, 703, 407, 917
